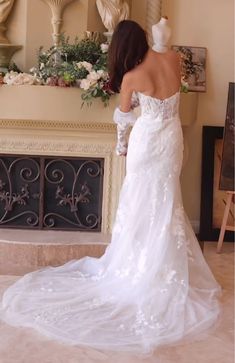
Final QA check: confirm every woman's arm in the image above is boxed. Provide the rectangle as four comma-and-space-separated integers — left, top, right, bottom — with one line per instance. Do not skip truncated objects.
113, 73, 137, 156
119, 73, 134, 112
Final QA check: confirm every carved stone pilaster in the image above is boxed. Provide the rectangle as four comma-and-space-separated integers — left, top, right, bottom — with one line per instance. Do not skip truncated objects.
41, 0, 76, 46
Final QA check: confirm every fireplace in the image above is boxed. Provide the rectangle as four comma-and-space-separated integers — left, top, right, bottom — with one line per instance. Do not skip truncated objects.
0, 155, 104, 231
0, 86, 128, 235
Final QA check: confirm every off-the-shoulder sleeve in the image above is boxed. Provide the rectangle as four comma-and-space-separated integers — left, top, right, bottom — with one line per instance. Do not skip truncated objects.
113, 107, 137, 155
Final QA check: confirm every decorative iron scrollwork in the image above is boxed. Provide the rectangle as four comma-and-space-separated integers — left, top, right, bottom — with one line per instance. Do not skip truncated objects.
0, 182, 29, 211
0, 155, 104, 231
0, 157, 40, 227
44, 159, 103, 229
55, 183, 91, 212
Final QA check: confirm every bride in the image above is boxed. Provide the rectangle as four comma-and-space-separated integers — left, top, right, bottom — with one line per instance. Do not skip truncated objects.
0, 20, 221, 354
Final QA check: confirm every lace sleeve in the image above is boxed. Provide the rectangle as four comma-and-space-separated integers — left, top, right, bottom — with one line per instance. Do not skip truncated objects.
130, 92, 140, 109
113, 107, 137, 155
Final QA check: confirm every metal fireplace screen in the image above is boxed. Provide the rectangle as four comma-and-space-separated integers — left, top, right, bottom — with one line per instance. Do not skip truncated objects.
0, 155, 104, 231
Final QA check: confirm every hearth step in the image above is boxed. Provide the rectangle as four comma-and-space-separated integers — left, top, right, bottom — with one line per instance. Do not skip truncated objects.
0, 229, 109, 275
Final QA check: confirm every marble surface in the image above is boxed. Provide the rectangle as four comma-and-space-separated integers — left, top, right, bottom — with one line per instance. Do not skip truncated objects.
0, 242, 234, 363
0, 229, 109, 275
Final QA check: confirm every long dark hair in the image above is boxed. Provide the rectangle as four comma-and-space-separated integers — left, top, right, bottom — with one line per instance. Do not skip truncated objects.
108, 20, 149, 93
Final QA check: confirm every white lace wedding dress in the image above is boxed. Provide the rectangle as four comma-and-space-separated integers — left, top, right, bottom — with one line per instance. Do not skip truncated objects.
0, 91, 221, 354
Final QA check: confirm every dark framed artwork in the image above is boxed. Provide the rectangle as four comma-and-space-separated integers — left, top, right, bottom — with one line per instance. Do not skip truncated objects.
219, 82, 235, 191
199, 126, 234, 242
171, 45, 207, 92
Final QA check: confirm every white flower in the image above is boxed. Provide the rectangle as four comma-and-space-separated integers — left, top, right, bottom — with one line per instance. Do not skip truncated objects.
29, 67, 37, 73
97, 69, 108, 80
80, 78, 94, 90
87, 70, 101, 81
3, 71, 18, 84
40, 62, 45, 70
76, 61, 93, 72
3, 71, 41, 85
100, 43, 109, 53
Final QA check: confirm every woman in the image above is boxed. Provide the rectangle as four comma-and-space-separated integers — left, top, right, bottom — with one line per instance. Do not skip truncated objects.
0, 21, 221, 355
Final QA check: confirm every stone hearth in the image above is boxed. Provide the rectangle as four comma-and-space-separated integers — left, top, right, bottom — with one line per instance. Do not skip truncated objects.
0, 228, 109, 275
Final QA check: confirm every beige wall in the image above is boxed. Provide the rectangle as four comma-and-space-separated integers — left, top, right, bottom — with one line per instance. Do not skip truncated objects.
162, 0, 234, 226
130, 0, 147, 28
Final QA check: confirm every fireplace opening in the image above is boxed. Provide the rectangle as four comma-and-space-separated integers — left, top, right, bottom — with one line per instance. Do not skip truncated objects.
0, 155, 104, 231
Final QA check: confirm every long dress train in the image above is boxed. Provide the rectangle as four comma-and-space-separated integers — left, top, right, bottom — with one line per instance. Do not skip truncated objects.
0, 91, 221, 354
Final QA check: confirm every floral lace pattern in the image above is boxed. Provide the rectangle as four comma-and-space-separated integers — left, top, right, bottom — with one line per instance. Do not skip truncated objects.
138, 92, 180, 119
113, 106, 137, 155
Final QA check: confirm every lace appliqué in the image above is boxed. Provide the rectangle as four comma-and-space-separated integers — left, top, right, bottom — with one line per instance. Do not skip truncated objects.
130, 91, 140, 109
113, 107, 137, 155
138, 92, 180, 119
172, 205, 187, 250
118, 309, 166, 336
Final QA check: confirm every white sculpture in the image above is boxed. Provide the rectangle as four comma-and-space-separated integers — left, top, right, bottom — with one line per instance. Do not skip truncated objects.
152, 16, 171, 53
146, 0, 162, 45
0, 0, 22, 70
41, 0, 75, 47
96, 0, 129, 33
0, 0, 15, 44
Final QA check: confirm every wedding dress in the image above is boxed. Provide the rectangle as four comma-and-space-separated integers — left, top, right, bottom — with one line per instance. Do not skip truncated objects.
0, 91, 221, 354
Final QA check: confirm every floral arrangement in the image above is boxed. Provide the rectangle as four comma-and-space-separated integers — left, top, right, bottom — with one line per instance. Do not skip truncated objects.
1, 35, 113, 106
0, 34, 189, 106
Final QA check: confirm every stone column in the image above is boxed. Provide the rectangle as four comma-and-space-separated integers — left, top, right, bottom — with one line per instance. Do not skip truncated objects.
41, 0, 76, 47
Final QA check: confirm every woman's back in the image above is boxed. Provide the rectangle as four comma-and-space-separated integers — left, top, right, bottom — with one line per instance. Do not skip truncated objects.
119, 49, 181, 112
125, 49, 181, 101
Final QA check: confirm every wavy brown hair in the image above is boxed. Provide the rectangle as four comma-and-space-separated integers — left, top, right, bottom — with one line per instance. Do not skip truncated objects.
108, 20, 149, 93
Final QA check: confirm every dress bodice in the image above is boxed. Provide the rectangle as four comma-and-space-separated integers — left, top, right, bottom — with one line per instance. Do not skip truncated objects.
137, 91, 180, 119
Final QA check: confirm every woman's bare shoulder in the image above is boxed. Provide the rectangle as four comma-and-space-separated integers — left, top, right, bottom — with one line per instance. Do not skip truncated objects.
121, 66, 142, 91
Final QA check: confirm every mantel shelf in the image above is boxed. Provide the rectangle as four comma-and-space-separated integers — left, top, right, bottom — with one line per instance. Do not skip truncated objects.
0, 85, 198, 127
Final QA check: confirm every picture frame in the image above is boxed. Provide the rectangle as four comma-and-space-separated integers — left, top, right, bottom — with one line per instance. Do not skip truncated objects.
171, 45, 207, 92
199, 126, 234, 242
219, 82, 235, 191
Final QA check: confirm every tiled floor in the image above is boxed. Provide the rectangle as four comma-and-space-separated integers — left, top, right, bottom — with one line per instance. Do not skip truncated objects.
0, 242, 234, 363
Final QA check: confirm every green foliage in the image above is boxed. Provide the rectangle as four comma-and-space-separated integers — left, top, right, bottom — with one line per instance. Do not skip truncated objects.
31, 34, 112, 106
59, 35, 103, 64
180, 82, 189, 93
